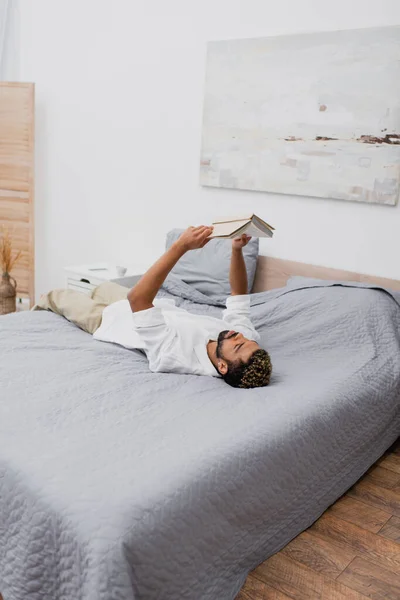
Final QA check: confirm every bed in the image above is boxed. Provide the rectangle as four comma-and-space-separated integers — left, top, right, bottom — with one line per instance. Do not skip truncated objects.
0, 256, 399, 600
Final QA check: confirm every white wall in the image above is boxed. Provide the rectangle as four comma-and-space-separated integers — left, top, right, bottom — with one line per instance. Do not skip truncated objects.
1, 0, 19, 79
12, 0, 400, 297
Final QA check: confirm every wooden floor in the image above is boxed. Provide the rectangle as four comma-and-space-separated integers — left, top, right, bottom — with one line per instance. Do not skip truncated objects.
237, 437, 400, 600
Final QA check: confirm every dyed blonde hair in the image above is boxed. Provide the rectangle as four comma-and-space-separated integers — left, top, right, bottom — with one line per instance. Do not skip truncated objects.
223, 349, 272, 389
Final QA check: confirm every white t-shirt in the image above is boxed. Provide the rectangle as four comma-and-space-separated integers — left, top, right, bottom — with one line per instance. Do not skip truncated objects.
93, 295, 259, 377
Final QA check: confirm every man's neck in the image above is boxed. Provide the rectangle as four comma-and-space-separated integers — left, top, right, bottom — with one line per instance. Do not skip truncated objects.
207, 340, 219, 370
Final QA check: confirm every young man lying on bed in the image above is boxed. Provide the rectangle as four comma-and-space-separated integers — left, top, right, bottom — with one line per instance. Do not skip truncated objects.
94, 226, 272, 388
34, 227, 272, 388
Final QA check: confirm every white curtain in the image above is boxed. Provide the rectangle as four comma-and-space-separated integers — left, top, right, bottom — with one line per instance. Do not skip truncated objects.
0, 0, 10, 78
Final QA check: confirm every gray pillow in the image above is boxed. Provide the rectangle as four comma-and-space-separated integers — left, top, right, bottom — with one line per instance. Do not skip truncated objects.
165, 229, 259, 299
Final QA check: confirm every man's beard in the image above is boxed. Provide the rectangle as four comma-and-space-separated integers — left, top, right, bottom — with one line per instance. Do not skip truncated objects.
216, 330, 237, 359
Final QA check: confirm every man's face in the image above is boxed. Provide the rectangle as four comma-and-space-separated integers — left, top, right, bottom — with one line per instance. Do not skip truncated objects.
216, 330, 260, 364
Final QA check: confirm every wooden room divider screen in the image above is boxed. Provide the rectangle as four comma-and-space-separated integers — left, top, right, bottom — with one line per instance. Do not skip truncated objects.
0, 82, 35, 307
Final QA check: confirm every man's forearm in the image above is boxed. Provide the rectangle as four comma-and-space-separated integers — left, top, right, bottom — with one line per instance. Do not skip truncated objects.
128, 242, 185, 311
230, 248, 248, 295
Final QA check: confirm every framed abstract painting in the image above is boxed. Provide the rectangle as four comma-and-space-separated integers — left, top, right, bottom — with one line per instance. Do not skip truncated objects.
200, 26, 400, 205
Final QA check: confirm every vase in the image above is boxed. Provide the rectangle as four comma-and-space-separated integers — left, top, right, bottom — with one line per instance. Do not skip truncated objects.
0, 272, 17, 315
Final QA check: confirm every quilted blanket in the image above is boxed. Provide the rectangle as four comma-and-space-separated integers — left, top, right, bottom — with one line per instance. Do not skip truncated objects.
0, 277, 399, 600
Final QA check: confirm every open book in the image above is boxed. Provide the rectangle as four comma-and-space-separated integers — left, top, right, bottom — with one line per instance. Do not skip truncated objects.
209, 214, 275, 239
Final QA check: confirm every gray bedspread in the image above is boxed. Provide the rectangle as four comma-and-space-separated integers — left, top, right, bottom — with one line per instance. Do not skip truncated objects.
0, 277, 399, 600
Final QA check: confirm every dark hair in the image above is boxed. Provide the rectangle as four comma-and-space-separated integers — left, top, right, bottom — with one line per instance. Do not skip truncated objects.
223, 348, 272, 389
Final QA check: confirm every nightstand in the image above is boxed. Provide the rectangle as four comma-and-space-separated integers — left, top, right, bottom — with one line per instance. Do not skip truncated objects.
64, 263, 146, 296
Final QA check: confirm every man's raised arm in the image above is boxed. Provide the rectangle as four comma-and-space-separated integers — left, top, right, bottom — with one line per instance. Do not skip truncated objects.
128, 226, 213, 313
229, 234, 251, 296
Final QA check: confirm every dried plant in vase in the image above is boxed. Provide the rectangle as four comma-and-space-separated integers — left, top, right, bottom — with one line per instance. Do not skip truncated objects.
0, 226, 22, 315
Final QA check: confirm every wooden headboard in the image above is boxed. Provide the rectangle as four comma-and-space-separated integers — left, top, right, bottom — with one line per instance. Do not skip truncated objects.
0, 82, 35, 306
252, 255, 400, 293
